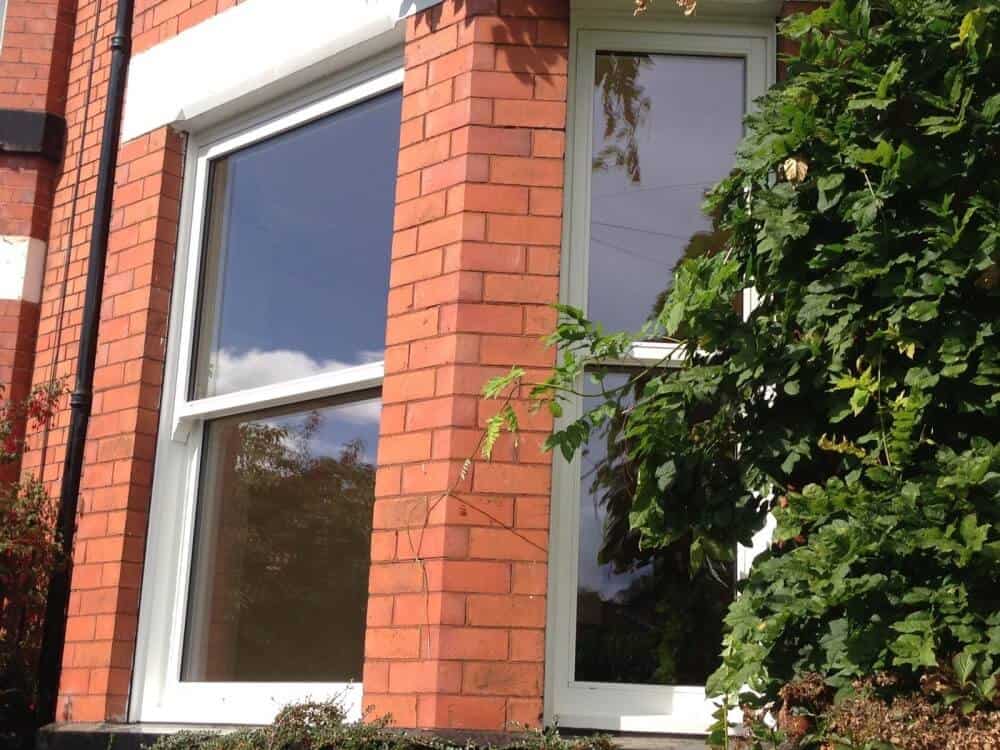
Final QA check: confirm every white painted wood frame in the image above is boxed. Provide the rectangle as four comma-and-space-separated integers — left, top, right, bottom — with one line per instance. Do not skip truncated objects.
130, 57, 403, 725
546, 11, 775, 735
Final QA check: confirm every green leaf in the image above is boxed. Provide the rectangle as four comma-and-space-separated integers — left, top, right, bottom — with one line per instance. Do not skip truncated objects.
655, 460, 677, 491
850, 387, 871, 416
482, 366, 524, 399
907, 299, 939, 322
481, 412, 504, 460
890, 633, 937, 668
959, 514, 988, 552
954, 8, 985, 48
817, 173, 845, 212
848, 96, 893, 111
877, 57, 904, 99
953, 649, 976, 685
904, 367, 939, 389
984, 94, 1000, 123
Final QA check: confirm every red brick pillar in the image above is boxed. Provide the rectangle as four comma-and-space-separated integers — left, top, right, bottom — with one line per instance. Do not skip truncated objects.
41, 126, 184, 723
364, 0, 569, 732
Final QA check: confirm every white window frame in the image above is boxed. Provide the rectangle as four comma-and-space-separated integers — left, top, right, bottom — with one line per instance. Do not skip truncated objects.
546, 13, 775, 736
131, 55, 403, 725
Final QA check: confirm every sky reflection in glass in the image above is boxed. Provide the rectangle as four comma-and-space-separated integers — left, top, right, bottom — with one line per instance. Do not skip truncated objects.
588, 53, 745, 333
193, 89, 402, 399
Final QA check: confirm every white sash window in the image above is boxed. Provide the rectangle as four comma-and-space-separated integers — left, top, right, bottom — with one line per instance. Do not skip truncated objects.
547, 11, 774, 735
132, 59, 402, 725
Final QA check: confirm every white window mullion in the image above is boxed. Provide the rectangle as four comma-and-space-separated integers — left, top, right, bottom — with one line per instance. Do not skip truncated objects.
172, 362, 385, 442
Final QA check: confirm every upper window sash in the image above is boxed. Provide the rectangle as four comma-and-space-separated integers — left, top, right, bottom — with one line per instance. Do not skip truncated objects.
169, 64, 402, 443
563, 27, 768, 361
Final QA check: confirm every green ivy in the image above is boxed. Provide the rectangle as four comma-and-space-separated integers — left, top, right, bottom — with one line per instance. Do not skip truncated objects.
487, 0, 999, 745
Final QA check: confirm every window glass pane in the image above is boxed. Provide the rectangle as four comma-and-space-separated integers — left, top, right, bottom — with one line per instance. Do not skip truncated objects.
181, 393, 381, 682
192, 88, 402, 399
589, 53, 745, 332
574, 372, 733, 685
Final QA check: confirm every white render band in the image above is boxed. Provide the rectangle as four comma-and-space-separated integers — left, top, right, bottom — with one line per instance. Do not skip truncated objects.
0, 236, 46, 303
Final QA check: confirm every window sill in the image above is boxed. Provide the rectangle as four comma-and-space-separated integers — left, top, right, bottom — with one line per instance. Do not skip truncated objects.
37, 722, 250, 750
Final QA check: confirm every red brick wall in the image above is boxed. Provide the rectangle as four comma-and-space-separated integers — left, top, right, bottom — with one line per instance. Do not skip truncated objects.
0, 297, 40, 484
0, 154, 57, 239
21, 0, 230, 723
0, 0, 75, 112
363, 0, 569, 732
0, 0, 76, 482
132, 0, 247, 54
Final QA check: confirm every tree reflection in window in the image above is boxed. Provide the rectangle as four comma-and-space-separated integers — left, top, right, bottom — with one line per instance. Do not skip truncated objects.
574, 373, 734, 686
577, 50, 747, 686
182, 395, 379, 683
593, 52, 653, 183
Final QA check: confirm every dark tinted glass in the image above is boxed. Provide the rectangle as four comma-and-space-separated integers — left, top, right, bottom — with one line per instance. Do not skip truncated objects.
574, 373, 734, 685
181, 394, 380, 682
588, 53, 745, 332
192, 89, 402, 398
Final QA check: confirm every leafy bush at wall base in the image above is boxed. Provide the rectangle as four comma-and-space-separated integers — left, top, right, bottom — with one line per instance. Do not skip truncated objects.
723, 444, 1000, 695
484, 0, 1000, 747
147, 702, 618, 750
1, 383, 64, 750
769, 673, 1000, 750
722, 443, 1000, 748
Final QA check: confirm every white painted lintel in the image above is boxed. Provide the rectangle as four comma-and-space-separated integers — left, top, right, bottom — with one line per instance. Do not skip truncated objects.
121, 0, 443, 143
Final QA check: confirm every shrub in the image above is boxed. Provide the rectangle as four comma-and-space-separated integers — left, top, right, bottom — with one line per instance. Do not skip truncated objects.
147, 700, 618, 750
1, 382, 64, 749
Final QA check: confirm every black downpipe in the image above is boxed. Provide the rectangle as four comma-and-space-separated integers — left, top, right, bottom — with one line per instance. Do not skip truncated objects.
36, 0, 135, 726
